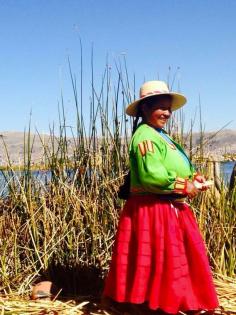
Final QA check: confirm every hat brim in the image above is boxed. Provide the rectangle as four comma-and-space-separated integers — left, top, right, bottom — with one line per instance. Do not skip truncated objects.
125, 92, 187, 117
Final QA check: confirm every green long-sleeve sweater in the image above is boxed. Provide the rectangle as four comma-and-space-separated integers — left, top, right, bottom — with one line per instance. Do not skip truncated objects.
129, 124, 196, 195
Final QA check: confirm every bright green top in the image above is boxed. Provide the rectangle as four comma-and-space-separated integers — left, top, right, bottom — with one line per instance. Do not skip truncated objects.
129, 123, 196, 195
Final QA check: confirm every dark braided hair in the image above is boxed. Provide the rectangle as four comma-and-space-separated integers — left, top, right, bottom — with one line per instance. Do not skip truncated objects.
131, 105, 142, 135
118, 106, 141, 200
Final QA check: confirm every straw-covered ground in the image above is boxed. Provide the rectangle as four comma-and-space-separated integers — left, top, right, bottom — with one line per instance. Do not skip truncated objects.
0, 274, 236, 314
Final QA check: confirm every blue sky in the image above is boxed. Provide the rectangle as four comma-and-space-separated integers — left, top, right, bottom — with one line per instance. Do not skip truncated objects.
0, 0, 236, 133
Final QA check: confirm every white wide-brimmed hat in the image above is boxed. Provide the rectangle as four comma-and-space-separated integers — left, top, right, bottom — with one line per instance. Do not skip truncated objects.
126, 80, 187, 117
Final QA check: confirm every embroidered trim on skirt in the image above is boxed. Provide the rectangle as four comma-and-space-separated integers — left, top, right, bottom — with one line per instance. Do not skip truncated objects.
103, 195, 219, 314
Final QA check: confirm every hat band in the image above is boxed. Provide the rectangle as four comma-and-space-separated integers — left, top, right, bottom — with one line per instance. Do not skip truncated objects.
140, 90, 169, 98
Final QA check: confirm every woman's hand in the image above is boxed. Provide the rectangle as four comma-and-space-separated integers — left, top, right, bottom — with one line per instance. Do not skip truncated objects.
194, 174, 210, 191
194, 174, 206, 184
185, 181, 200, 198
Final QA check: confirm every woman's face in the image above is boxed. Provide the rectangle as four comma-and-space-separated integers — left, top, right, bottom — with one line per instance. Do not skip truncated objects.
142, 96, 172, 129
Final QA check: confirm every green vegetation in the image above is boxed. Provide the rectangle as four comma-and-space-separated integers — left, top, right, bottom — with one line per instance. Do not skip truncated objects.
0, 57, 235, 298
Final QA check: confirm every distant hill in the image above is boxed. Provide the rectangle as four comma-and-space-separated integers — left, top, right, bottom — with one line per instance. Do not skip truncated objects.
0, 131, 51, 165
0, 129, 235, 165
188, 129, 236, 159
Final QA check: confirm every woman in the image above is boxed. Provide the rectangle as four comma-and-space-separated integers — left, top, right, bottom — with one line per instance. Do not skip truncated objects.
103, 81, 219, 314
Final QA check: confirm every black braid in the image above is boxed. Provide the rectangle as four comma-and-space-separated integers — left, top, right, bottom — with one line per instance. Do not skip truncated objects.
132, 116, 139, 135
132, 107, 142, 135
118, 107, 141, 200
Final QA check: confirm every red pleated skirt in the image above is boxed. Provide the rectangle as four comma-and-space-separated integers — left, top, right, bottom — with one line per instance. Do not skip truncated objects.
103, 195, 219, 314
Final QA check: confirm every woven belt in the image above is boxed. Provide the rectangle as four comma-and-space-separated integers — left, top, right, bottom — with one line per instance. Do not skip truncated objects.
129, 192, 187, 203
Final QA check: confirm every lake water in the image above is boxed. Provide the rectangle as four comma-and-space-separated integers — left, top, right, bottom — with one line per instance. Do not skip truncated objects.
220, 161, 235, 184
0, 161, 235, 196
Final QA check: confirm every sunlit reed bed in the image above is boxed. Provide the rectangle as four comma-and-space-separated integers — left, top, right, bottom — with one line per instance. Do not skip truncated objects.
0, 57, 235, 310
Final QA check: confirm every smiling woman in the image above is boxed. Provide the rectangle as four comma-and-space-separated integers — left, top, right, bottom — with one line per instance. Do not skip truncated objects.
103, 81, 219, 314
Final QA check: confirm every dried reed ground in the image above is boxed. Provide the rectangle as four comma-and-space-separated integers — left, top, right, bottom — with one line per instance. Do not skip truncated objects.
0, 274, 235, 314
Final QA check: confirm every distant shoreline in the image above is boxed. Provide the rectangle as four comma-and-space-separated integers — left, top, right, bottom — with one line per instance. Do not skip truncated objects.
0, 159, 235, 171
0, 129, 235, 166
